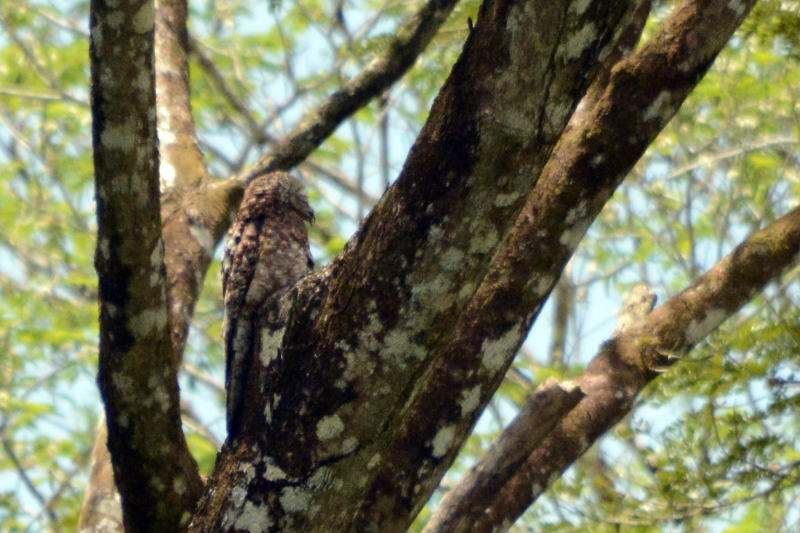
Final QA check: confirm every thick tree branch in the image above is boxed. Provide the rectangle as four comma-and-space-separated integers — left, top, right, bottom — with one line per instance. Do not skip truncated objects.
77, 418, 123, 533
421, 378, 585, 533
154, 0, 206, 193
81, 0, 219, 529
90, 0, 202, 530
193, 1, 639, 531
474, 202, 800, 533
244, 0, 464, 180
336, 1, 652, 525
423, 285, 656, 533
427, 2, 757, 528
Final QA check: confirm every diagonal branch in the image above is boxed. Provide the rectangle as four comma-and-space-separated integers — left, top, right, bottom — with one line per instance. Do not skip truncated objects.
373, 0, 756, 529
347, 0, 652, 524
244, 0, 464, 181
421, 378, 585, 533
423, 285, 656, 533
474, 202, 800, 533
192, 1, 641, 531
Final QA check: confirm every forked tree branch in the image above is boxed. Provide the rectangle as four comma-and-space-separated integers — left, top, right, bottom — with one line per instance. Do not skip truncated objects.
423, 286, 657, 533
474, 202, 800, 532
377, 0, 756, 529
191, 2, 640, 531
84, 0, 471, 529
422, 378, 586, 533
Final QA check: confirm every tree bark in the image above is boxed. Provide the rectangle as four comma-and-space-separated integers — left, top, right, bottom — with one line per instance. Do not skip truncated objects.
190, 2, 645, 531
90, 0, 204, 529
85, 0, 796, 532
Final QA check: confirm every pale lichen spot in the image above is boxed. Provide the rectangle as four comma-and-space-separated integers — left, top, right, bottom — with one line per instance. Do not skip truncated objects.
531, 483, 543, 496
357, 308, 383, 352
411, 274, 455, 309
532, 274, 556, 297
243, 464, 256, 483
151, 384, 170, 413
112, 371, 134, 394
458, 281, 476, 301
559, 220, 589, 248
234, 501, 268, 532
727, 0, 746, 17
134, 68, 151, 92
149, 476, 165, 492
591, 154, 605, 167
106, 10, 125, 29
494, 191, 520, 207
280, 486, 311, 513
685, 308, 728, 345
383, 330, 427, 365
468, 222, 499, 255
334, 339, 352, 352
232, 485, 247, 508
459, 385, 482, 416
132, 0, 155, 33
439, 247, 465, 271
173, 475, 187, 495
90, 24, 103, 47
560, 23, 597, 61
263, 460, 287, 481
101, 123, 136, 153
481, 326, 522, 371
99, 237, 111, 259
570, 0, 591, 15
431, 425, 456, 458
564, 200, 589, 225
547, 101, 573, 131
190, 224, 216, 256
105, 302, 119, 317
129, 307, 167, 338
342, 436, 359, 454
316, 414, 345, 441
367, 453, 381, 469
259, 328, 285, 366
179, 511, 192, 527
643, 91, 672, 122
428, 223, 445, 242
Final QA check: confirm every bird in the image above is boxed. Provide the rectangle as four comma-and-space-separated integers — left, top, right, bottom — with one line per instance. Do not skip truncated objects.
221, 171, 314, 439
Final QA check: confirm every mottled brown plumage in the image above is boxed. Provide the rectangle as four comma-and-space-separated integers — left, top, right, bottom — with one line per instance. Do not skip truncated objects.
222, 172, 314, 438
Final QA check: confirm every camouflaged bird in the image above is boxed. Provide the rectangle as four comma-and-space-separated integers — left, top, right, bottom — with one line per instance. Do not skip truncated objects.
221, 172, 314, 439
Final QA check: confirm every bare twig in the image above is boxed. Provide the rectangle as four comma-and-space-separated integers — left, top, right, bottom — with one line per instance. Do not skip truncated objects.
244, 0, 463, 181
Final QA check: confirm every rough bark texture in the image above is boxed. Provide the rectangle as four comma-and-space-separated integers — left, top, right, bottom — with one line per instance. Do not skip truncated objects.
84, 0, 467, 528
90, 0, 204, 529
84, 0, 796, 531
191, 2, 642, 532
78, 418, 123, 533
473, 204, 800, 533
421, 378, 586, 533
